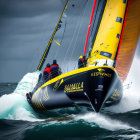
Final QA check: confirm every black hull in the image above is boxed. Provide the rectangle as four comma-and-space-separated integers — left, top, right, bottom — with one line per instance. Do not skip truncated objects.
30, 66, 123, 112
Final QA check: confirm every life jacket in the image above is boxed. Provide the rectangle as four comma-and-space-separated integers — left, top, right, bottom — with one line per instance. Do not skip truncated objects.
43, 67, 51, 75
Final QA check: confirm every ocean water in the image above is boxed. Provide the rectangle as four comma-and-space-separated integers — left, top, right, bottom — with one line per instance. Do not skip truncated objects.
0, 57, 140, 140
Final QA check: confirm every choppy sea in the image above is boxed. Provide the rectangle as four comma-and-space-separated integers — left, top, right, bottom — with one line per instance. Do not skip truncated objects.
0, 57, 140, 140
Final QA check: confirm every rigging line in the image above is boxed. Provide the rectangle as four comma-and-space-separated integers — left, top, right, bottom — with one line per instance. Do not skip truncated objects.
67, 0, 88, 71
61, 19, 81, 72
61, 21, 79, 73
60, 17, 67, 45
54, 15, 68, 60
83, 0, 97, 56
36, 0, 69, 71
61, 2, 87, 73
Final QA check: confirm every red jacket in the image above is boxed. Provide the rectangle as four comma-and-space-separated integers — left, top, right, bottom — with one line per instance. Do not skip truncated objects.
43, 67, 51, 74
81, 58, 85, 62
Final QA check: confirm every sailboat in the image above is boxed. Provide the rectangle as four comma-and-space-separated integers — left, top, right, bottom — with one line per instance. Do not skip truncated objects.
27, 0, 140, 112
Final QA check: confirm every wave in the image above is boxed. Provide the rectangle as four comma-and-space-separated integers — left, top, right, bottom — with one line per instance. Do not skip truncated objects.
0, 72, 43, 122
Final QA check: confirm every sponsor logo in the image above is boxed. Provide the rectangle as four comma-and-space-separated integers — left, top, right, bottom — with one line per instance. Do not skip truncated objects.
97, 68, 105, 72
64, 82, 84, 93
91, 68, 112, 78
100, 51, 112, 58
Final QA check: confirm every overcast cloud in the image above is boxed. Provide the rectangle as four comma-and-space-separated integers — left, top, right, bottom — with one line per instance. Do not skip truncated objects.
0, 0, 94, 82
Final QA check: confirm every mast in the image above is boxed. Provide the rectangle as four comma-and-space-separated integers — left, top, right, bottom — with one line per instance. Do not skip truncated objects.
83, 0, 97, 56
36, 0, 69, 71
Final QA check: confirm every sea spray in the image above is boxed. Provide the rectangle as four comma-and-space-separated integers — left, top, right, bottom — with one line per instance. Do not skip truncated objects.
14, 71, 41, 96
74, 112, 133, 131
105, 56, 140, 113
0, 72, 41, 121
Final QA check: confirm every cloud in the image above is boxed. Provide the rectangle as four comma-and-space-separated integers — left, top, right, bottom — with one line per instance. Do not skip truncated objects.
0, 0, 64, 18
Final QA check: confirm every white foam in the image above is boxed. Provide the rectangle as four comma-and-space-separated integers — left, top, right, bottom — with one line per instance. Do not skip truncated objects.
0, 71, 42, 122
7, 107, 44, 122
14, 71, 40, 96
0, 94, 24, 115
75, 112, 132, 131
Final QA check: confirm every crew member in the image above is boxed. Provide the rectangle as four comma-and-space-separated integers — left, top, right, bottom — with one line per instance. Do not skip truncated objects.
50, 60, 61, 78
26, 93, 31, 103
83, 56, 87, 66
78, 56, 87, 68
43, 63, 51, 81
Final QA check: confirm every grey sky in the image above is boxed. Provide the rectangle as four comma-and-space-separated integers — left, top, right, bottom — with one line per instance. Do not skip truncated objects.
0, 0, 94, 82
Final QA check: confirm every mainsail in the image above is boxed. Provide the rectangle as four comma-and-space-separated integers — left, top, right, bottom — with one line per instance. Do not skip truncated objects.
87, 0, 127, 66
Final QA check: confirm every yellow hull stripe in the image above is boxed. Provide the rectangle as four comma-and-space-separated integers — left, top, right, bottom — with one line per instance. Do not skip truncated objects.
40, 66, 115, 89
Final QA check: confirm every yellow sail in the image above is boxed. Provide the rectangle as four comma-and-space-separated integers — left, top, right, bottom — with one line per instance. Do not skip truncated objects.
87, 0, 127, 65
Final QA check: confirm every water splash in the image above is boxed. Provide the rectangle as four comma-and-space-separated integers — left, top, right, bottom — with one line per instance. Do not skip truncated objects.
75, 112, 132, 131
0, 72, 42, 122
106, 56, 140, 113
14, 72, 40, 96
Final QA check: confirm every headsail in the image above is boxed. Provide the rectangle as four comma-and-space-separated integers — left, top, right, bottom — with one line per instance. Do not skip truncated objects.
36, 0, 69, 71
116, 0, 140, 81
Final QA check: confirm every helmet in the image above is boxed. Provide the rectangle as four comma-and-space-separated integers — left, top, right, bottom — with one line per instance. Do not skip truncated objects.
79, 56, 83, 59
46, 63, 50, 67
53, 59, 57, 64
